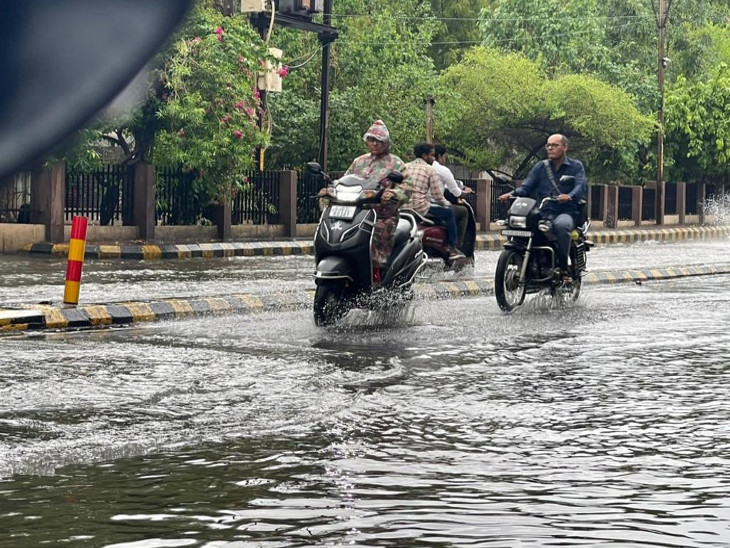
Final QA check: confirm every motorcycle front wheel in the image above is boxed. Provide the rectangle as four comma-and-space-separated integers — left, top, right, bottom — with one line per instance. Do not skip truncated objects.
313, 280, 349, 327
495, 249, 526, 312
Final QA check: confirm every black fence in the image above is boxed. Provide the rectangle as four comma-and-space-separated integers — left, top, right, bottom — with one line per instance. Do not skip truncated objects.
233, 170, 280, 225
156, 166, 202, 226
0, 173, 31, 223
590, 185, 603, 220
490, 180, 513, 222
65, 165, 134, 225
686, 183, 698, 215
665, 183, 677, 215
296, 170, 324, 223
642, 187, 656, 221
618, 186, 633, 220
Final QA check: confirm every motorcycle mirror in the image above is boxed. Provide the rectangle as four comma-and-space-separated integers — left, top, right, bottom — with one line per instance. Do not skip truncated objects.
306, 162, 323, 175
385, 171, 404, 184
558, 175, 576, 193
0, 0, 194, 180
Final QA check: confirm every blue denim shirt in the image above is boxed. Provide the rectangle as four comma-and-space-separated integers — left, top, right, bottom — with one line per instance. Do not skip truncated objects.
514, 156, 587, 219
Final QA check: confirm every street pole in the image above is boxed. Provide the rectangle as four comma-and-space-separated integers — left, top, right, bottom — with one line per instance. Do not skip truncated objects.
425, 96, 435, 143
318, 0, 333, 171
655, 0, 668, 225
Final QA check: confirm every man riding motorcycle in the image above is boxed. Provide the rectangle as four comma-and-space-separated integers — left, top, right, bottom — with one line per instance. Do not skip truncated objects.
498, 133, 587, 282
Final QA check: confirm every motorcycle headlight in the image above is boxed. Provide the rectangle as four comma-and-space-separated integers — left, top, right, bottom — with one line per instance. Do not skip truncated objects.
509, 216, 527, 228
335, 185, 363, 203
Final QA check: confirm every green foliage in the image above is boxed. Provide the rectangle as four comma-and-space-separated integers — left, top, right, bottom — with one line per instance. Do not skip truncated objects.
152, 0, 272, 200
267, 0, 443, 170
665, 63, 730, 184
430, 0, 490, 70
440, 47, 654, 182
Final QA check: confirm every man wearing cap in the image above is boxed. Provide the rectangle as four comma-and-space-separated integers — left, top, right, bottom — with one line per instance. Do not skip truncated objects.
343, 119, 410, 285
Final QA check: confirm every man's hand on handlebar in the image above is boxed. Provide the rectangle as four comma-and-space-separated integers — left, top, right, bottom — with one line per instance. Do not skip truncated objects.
498, 192, 513, 202
557, 193, 571, 203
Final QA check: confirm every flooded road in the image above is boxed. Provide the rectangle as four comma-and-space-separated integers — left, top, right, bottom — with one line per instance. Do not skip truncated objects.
1, 237, 729, 306
2, 269, 730, 546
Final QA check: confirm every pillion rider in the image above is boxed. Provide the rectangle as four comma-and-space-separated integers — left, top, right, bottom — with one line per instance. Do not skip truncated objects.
498, 134, 587, 281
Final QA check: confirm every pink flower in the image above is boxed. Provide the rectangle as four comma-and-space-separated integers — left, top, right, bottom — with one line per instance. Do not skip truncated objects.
253, 89, 260, 100
277, 65, 289, 78
234, 101, 245, 110
233, 130, 243, 139
177, 129, 185, 138
245, 107, 255, 118
238, 55, 245, 63
220, 114, 231, 123
190, 37, 202, 45
215, 26, 224, 42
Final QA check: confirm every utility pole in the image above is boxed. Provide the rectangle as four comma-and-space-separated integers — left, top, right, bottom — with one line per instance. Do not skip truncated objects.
425, 96, 435, 143
318, 0, 334, 171
654, 0, 672, 225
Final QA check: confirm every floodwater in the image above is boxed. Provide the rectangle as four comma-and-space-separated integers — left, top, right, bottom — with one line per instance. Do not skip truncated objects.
0, 238, 728, 306
1, 269, 730, 546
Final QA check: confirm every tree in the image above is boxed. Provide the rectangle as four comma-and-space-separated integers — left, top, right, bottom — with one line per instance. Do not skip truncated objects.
440, 47, 655, 182
267, 0, 446, 171
664, 63, 730, 186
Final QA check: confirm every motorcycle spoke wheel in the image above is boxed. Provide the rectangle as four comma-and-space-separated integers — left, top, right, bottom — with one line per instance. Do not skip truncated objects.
495, 249, 526, 312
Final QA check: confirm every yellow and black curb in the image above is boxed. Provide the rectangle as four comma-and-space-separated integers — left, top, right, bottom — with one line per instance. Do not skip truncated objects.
24, 241, 315, 260
22, 226, 730, 260
2, 264, 728, 333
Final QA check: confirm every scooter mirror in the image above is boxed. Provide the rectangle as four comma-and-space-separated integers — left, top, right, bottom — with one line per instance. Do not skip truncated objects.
0, 0, 193, 180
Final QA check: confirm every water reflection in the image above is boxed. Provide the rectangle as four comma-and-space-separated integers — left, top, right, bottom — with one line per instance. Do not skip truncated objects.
1, 277, 730, 546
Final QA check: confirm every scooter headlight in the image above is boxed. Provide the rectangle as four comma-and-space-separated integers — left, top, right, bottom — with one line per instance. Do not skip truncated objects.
509, 216, 527, 228
335, 185, 363, 203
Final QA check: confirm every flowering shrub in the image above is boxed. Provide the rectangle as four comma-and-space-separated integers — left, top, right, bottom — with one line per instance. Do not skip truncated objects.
153, 0, 275, 201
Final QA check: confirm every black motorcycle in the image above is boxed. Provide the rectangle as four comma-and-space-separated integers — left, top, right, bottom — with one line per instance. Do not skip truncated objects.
310, 163, 427, 326
495, 176, 594, 312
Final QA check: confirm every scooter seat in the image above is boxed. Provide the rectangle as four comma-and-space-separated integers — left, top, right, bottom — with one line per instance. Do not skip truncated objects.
400, 208, 434, 226
392, 218, 412, 249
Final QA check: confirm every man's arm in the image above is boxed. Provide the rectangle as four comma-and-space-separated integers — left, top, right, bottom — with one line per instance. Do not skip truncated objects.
434, 162, 462, 197
513, 163, 541, 197
428, 169, 450, 207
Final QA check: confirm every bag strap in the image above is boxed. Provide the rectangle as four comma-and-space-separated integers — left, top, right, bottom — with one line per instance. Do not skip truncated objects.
542, 159, 562, 195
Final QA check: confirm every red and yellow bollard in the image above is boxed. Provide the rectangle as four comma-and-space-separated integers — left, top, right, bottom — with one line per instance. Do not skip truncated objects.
63, 216, 88, 306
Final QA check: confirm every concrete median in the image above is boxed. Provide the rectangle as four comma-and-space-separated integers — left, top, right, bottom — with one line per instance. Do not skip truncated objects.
2, 263, 728, 333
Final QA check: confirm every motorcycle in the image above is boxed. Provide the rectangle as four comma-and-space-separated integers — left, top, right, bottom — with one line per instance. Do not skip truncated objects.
495, 175, 594, 312
309, 163, 428, 326
401, 186, 476, 270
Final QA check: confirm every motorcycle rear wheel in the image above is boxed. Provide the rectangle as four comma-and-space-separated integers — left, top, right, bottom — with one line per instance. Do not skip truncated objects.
495, 249, 526, 312
313, 281, 349, 327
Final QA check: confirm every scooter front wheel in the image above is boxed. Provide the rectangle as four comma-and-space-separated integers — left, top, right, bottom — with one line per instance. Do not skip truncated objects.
313, 280, 349, 326
495, 249, 526, 312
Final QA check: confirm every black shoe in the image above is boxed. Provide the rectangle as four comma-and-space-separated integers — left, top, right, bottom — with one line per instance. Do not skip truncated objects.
448, 248, 466, 261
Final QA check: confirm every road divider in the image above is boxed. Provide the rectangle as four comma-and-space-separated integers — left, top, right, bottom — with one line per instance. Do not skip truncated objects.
22, 226, 730, 260
2, 264, 729, 333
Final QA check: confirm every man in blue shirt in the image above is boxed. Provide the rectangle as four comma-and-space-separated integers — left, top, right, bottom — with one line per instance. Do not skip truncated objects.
498, 134, 588, 279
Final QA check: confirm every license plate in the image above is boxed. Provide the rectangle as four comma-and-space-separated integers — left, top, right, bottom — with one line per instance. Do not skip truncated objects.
329, 205, 356, 220
502, 229, 532, 238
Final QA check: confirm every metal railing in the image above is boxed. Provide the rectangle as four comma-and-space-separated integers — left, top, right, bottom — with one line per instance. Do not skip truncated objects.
65, 164, 134, 225
642, 188, 656, 221
618, 186, 633, 220
156, 166, 203, 226
297, 170, 325, 224
233, 171, 280, 225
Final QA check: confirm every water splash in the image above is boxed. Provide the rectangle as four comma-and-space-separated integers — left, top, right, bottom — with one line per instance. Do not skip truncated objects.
703, 191, 730, 227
